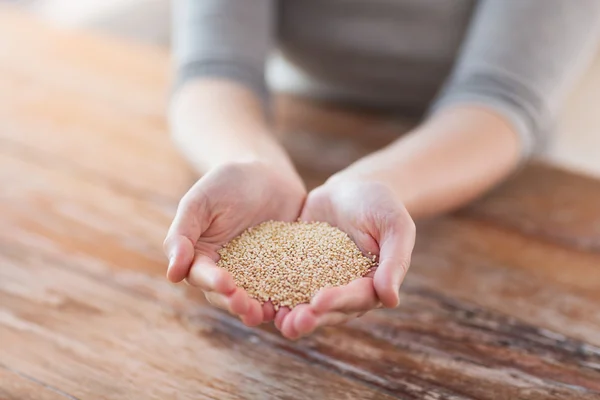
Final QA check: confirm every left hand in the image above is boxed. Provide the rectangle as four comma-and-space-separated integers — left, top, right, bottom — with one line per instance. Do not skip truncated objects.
275, 179, 416, 340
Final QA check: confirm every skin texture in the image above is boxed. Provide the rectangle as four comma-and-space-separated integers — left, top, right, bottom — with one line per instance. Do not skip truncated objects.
165, 78, 521, 339
164, 161, 305, 326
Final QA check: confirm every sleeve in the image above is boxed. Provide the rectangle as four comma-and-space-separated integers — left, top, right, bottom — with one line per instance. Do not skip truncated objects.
431, 0, 600, 158
171, 0, 275, 107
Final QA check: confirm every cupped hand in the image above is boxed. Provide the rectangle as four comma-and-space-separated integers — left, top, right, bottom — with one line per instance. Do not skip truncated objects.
164, 161, 306, 327
276, 179, 416, 339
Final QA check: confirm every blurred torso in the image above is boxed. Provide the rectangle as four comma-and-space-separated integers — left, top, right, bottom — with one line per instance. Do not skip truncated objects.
269, 0, 476, 113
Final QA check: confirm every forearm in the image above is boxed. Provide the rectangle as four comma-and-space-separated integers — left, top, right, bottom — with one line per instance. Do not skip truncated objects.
356, 0, 600, 220
328, 106, 521, 219
170, 1, 294, 178
169, 79, 300, 181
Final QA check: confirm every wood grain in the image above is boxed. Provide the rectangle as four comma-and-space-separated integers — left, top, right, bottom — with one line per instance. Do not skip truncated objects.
259, 273, 600, 398
464, 164, 600, 252
0, 366, 73, 400
0, 5, 600, 400
1, 145, 598, 398
0, 244, 393, 400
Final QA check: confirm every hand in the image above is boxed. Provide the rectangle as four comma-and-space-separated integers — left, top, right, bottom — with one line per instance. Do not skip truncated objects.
164, 161, 306, 326
275, 179, 415, 339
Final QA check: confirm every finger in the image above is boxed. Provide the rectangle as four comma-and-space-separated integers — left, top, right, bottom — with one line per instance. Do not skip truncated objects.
164, 234, 196, 283
374, 213, 416, 308
315, 311, 357, 328
299, 191, 330, 224
187, 255, 236, 294
292, 304, 318, 337
205, 289, 250, 316
240, 299, 264, 327
310, 278, 379, 314
274, 307, 291, 331
262, 301, 276, 323
280, 310, 301, 340
164, 189, 207, 282
204, 291, 227, 310
228, 289, 252, 315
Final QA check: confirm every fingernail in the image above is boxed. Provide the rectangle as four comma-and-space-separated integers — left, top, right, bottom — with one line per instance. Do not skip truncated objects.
166, 255, 179, 281
167, 250, 176, 268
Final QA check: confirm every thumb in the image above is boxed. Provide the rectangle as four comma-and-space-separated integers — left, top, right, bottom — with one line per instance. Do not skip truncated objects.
163, 188, 207, 282
373, 210, 416, 308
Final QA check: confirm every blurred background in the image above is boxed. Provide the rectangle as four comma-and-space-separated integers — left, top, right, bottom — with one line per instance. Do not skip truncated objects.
6, 0, 600, 177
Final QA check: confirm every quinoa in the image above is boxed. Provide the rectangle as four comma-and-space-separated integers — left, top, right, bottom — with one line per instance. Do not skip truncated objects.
216, 221, 376, 309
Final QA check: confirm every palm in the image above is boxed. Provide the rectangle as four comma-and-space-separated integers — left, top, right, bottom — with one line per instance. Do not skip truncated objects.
275, 180, 415, 339
303, 182, 395, 256
196, 163, 304, 245
165, 162, 306, 326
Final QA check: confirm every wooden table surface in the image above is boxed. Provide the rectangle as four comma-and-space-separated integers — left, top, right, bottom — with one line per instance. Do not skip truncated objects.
1, 7, 600, 400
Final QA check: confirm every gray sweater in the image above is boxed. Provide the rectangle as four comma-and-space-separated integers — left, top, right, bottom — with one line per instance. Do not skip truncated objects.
173, 0, 600, 157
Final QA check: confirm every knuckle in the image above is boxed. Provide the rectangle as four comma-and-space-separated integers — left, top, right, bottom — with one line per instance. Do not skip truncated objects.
178, 183, 209, 213
178, 192, 198, 212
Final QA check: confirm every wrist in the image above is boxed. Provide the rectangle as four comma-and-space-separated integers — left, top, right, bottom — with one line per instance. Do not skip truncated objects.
325, 170, 405, 204
169, 79, 302, 181
173, 123, 301, 180
170, 78, 268, 130
326, 105, 522, 219
217, 159, 307, 195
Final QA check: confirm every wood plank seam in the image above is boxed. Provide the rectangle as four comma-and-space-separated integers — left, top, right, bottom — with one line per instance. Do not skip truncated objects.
184, 307, 419, 400
2, 7, 599, 398
366, 287, 600, 387
185, 292, 600, 397
6, 230, 558, 398
2, 189, 599, 397
0, 156, 596, 396
0, 364, 80, 400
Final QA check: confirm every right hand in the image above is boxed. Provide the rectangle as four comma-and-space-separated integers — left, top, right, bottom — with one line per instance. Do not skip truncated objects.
164, 161, 306, 326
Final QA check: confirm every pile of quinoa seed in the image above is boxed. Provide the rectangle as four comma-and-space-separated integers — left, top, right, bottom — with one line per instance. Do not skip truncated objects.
216, 221, 375, 309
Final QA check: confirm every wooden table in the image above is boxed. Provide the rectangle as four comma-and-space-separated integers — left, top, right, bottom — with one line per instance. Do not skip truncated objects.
1, 7, 599, 400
